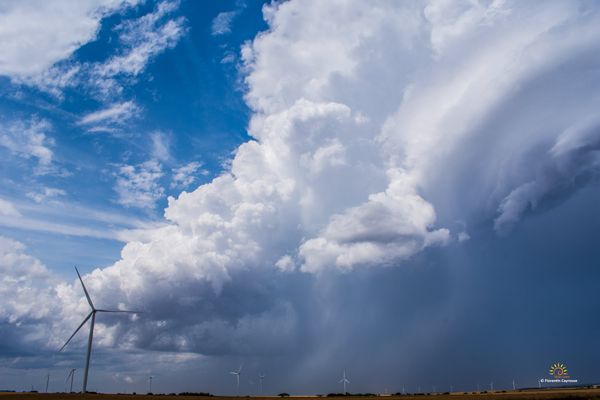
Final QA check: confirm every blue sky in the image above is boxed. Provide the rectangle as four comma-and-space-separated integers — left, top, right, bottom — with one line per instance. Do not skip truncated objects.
0, 0, 267, 275
1, 0, 600, 395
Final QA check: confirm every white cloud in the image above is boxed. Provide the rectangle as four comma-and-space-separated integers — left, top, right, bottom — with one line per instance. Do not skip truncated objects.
0, 236, 59, 323
79, 101, 141, 126
0, 198, 21, 217
275, 255, 295, 272
114, 160, 164, 209
220, 52, 236, 64
0, 117, 54, 170
211, 11, 238, 36
170, 161, 207, 188
25, 187, 66, 204
0, 0, 186, 99
14, 64, 81, 99
150, 131, 171, 162
92, 1, 186, 92
0, 0, 140, 78
299, 169, 449, 273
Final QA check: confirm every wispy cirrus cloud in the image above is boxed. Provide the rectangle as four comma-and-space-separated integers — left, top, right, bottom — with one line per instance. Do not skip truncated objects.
78, 101, 141, 131
150, 131, 171, 162
0, 117, 54, 171
0, 196, 163, 241
170, 161, 208, 188
90, 1, 187, 97
113, 160, 164, 209
25, 187, 66, 204
211, 10, 239, 36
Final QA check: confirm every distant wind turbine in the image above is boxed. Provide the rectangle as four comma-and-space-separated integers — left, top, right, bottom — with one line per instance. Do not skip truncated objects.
60, 267, 142, 394
230, 364, 243, 396
339, 369, 350, 394
259, 373, 266, 395
65, 369, 76, 393
512, 379, 516, 391
148, 376, 153, 393
490, 381, 494, 392
45, 373, 50, 393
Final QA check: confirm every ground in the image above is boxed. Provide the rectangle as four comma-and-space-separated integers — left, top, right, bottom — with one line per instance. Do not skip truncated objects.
1, 388, 600, 400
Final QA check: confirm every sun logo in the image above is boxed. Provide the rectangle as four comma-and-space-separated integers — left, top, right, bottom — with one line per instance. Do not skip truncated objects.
549, 363, 569, 378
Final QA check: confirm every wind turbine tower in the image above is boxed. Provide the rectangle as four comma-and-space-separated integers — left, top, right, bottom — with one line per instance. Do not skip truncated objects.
66, 369, 76, 393
45, 373, 50, 393
148, 376, 153, 393
259, 373, 266, 395
230, 364, 243, 396
339, 370, 350, 394
512, 379, 516, 391
60, 267, 142, 394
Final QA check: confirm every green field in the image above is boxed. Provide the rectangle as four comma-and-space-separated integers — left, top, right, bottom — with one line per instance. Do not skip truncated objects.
2, 389, 600, 400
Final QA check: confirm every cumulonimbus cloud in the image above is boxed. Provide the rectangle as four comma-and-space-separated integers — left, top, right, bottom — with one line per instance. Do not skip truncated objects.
3, 0, 600, 362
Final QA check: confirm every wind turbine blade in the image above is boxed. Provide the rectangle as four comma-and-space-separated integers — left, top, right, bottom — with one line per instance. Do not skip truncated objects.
59, 312, 93, 351
96, 309, 142, 314
230, 372, 238, 375
238, 363, 243, 373
75, 267, 95, 310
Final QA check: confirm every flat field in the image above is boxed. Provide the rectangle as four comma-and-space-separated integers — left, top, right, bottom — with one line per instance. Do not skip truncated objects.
2, 389, 600, 400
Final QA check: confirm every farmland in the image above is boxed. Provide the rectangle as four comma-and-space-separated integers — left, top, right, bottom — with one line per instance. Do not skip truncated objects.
2, 388, 600, 400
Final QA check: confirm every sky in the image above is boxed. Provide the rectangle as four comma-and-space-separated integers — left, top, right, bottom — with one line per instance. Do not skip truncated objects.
1, 0, 600, 395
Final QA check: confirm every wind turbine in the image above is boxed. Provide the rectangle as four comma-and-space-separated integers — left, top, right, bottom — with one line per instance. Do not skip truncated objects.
339, 369, 350, 394
490, 381, 494, 392
148, 376, 153, 393
60, 267, 142, 394
45, 373, 50, 393
230, 364, 243, 396
65, 369, 76, 393
259, 373, 266, 395
512, 379, 516, 391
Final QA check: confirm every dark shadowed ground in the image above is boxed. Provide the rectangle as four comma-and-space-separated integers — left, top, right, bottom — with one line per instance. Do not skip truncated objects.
2, 388, 600, 400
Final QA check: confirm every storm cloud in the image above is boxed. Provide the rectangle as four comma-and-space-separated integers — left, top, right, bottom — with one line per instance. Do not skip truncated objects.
2, 0, 600, 395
